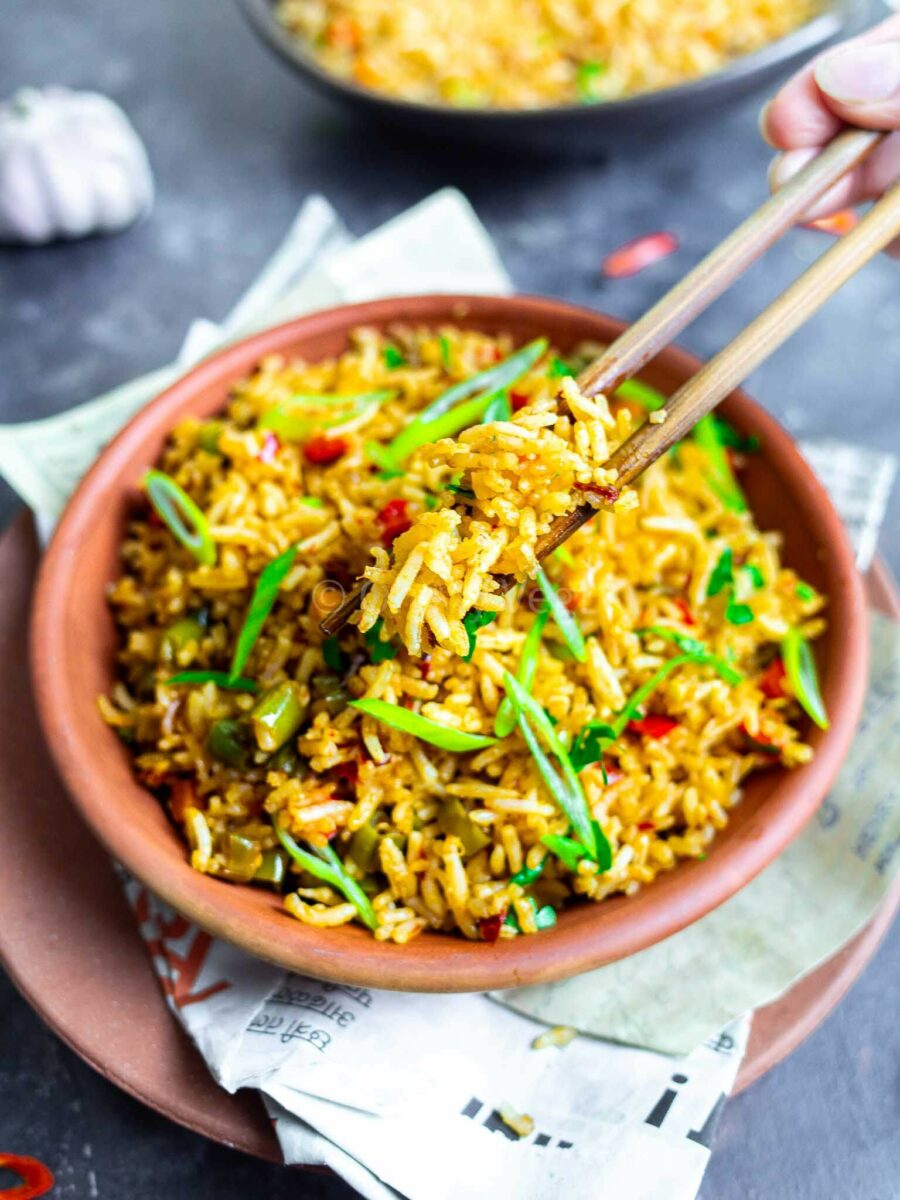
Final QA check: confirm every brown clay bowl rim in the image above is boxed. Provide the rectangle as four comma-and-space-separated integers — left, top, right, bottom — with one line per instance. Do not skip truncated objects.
30, 294, 868, 992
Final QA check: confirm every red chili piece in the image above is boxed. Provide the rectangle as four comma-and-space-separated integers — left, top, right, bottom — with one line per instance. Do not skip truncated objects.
575, 481, 619, 505
376, 498, 412, 546
420, 655, 432, 680
0, 1154, 55, 1199
334, 759, 359, 786
478, 913, 505, 943
674, 597, 695, 626
759, 658, 787, 700
259, 431, 280, 464
304, 435, 348, 465
637, 821, 655, 831
629, 714, 679, 738
510, 391, 529, 412
601, 231, 679, 279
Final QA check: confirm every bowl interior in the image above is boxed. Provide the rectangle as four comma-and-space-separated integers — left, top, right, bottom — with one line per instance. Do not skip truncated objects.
31, 294, 867, 992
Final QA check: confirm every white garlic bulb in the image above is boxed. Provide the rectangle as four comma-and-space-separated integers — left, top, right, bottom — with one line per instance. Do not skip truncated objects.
0, 87, 154, 245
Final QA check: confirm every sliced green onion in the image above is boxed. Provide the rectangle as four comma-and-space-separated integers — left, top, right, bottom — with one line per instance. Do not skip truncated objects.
725, 600, 755, 626
709, 415, 760, 453
576, 60, 606, 103
782, 629, 829, 730
439, 334, 452, 371
693, 415, 747, 512
166, 670, 258, 693
495, 604, 550, 738
534, 904, 558, 929
350, 698, 496, 751
144, 470, 216, 567
229, 544, 299, 681
707, 547, 734, 597
541, 833, 593, 872
534, 566, 586, 663
796, 581, 817, 601
569, 721, 617, 774
372, 339, 547, 468
615, 379, 666, 411
636, 625, 706, 655
462, 609, 498, 662
616, 651, 741, 733
548, 356, 574, 378
553, 546, 576, 569
383, 346, 406, 369
364, 618, 398, 663
482, 390, 512, 423
198, 420, 225, 454
260, 390, 395, 440
300, 496, 325, 508
322, 636, 345, 672
445, 482, 476, 498
276, 824, 377, 931
741, 564, 765, 590
510, 860, 545, 887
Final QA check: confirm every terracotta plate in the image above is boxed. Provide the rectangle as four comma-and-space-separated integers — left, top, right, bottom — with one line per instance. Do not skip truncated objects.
2, 516, 897, 1160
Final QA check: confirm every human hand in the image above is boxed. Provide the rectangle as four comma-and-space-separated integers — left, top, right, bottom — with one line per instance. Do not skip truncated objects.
761, 14, 900, 250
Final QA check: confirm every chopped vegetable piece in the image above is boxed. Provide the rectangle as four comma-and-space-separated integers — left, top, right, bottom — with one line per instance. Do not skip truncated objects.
322, 636, 345, 671
602, 231, 678, 279
510, 391, 529, 412
166, 670, 259, 693
742, 564, 765, 589
636, 625, 706, 655
548, 356, 575, 378
276, 824, 377, 930
534, 566, 586, 662
373, 338, 548, 468
376, 498, 412, 545
693, 415, 747, 512
576, 60, 606, 103
300, 495, 325, 509
495, 603, 551, 738
144, 470, 216, 567
304, 435, 348, 465
383, 345, 406, 369
782, 629, 829, 730
198, 420, 225, 454
553, 545, 576, 569
759, 657, 787, 699
510, 861, 545, 887
223, 832, 262, 882
364, 618, 398, 663
254, 849, 287, 886
569, 721, 617, 773
206, 719, 252, 769
615, 379, 666, 411
445, 482, 476, 498
438, 798, 492, 856
479, 913, 504, 943
709, 416, 760, 453
481, 390, 512, 423
796, 581, 816, 601
161, 613, 207, 660
535, 904, 558, 930
725, 600, 755, 625
438, 334, 452, 370
350, 698, 497, 751
462, 609, 498, 662
707, 548, 734, 597
628, 714, 679, 738
541, 833, 592, 873
250, 680, 307, 753
348, 818, 381, 873
616, 650, 742, 732
229, 544, 299, 680
260, 390, 395, 440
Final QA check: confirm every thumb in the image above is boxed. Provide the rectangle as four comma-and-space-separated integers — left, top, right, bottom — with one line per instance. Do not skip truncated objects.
815, 40, 900, 128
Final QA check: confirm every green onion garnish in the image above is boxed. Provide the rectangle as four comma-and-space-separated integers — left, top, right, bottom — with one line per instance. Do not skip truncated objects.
165, 670, 259, 692
144, 470, 216, 567
709, 416, 760, 453
350, 698, 496, 751
569, 721, 617, 775
462, 609, 498, 662
505, 898, 557, 932
693, 415, 747, 512
725, 600, 755, 626
276, 824, 377, 931
796, 581, 816, 601
322, 636, 345, 672
707, 547, 734, 597
495, 603, 550, 738
742, 564, 765, 589
553, 546, 576, 569
482, 390, 512, 423
510, 860, 545, 887
300, 496, 325, 508
445, 482, 476, 498
438, 334, 452, 370
636, 625, 706, 655
534, 566, 586, 663
576, 60, 606, 103
260, 390, 395, 441
383, 346, 406, 369
541, 833, 593, 872
364, 618, 398, 663
782, 629, 829, 730
548, 356, 574, 379
229, 544, 299, 681
370, 339, 547, 469
617, 651, 742, 729
615, 379, 666, 411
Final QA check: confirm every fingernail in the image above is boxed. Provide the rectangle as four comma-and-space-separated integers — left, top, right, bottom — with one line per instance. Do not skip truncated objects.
758, 99, 774, 146
768, 147, 817, 191
815, 41, 900, 104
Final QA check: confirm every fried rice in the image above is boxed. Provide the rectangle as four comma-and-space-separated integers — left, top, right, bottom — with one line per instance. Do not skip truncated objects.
101, 324, 827, 944
275, 0, 821, 110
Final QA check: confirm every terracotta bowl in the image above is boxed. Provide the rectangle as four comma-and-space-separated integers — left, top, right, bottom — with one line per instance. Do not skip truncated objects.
31, 294, 868, 992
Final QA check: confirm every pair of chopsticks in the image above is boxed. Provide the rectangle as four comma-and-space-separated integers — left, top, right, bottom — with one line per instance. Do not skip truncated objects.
321, 128, 897, 636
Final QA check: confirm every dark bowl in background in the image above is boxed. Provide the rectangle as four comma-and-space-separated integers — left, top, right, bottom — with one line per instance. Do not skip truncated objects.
236, 0, 853, 154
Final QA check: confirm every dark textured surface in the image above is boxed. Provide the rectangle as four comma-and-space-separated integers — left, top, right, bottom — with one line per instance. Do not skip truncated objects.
1, 0, 898, 1196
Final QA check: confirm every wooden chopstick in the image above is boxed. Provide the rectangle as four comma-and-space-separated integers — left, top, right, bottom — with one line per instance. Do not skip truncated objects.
320, 130, 886, 636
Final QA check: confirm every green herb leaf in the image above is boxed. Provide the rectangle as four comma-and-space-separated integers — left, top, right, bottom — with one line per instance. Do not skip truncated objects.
462, 609, 498, 662
615, 379, 666, 411
165, 670, 259, 693
322, 636, 345, 672
590, 820, 613, 871
782, 629, 829, 730
350, 698, 496, 751
707, 547, 734, 597
229, 544, 299, 680
725, 600, 755, 626
276, 824, 378, 931
795, 581, 816, 601
383, 345, 406, 369
482, 390, 512, 423
260, 390, 395, 441
534, 566, 586, 663
548, 356, 574, 378
495, 604, 551, 738
693, 415, 747, 512
144, 470, 216, 567
569, 722, 617, 773
576, 60, 606, 103
364, 618, 398, 663
553, 546, 576, 569
510, 861, 545, 887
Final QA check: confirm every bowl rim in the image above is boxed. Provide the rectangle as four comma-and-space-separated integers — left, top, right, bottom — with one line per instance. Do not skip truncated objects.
236, 0, 849, 125
30, 293, 869, 992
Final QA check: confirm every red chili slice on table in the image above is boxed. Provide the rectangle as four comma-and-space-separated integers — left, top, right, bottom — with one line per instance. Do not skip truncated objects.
478, 912, 505, 943
759, 657, 787, 699
304, 435, 348, 465
601, 231, 679, 279
628, 714, 679, 738
376, 498, 412, 545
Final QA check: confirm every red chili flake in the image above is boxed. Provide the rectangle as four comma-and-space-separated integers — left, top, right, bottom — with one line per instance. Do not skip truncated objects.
334, 759, 360, 786
759, 657, 787, 700
420, 654, 433, 680
259, 431, 280, 464
479, 912, 506, 943
804, 209, 858, 236
564, 591, 580, 613
304, 435, 348, 465
674, 597, 695, 626
575, 481, 620, 505
0, 1154, 55, 1199
601, 231, 679, 279
376, 498, 412, 546
628, 714, 679, 738
510, 391, 529, 412
637, 821, 655, 831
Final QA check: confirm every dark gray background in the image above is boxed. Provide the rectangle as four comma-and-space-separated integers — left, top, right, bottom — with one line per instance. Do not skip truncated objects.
1, 1, 897, 1197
